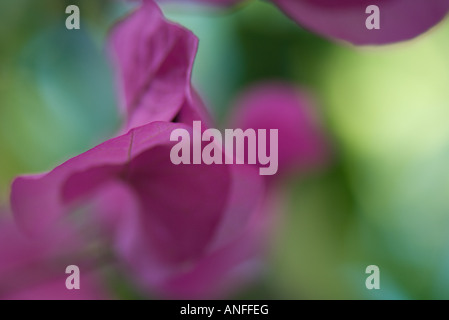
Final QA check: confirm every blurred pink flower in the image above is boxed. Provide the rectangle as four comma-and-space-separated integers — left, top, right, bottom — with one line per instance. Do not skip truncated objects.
272, 0, 449, 45
11, 121, 264, 298
0, 217, 108, 300
173, 0, 449, 45
229, 83, 331, 181
11, 0, 266, 299
9, 0, 332, 300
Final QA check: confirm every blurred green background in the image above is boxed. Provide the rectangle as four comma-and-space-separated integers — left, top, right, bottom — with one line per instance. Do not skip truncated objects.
1, 0, 449, 299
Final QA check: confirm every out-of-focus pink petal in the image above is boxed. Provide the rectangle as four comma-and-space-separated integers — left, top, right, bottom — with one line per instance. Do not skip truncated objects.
175, 88, 213, 129
209, 164, 264, 251
229, 83, 331, 179
272, 0, 449, 45
125, 143, 231, 264
11, 122, 189, 235
11, 119, 256, 298
117, 164, 265, 298
0, 219, 108, 300
85, 180, 140, 238
110, 0, 198, 129
11, 133, 132, 236
156, 165, 266, 299
5, 276, 106, 300
155, 227, 264, 299
155, 166, 274, 299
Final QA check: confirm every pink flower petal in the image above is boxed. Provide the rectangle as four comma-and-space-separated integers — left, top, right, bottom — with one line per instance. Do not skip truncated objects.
116, 164, 265, 298
4, 276, 106, 300
0, 219, 108, 300
110, 0, 199, 129
229, 83, 331, 179
272, 0, 449, 45
11, 122, 189, 235
123, 141, 232, 264
11, 120, 264, 298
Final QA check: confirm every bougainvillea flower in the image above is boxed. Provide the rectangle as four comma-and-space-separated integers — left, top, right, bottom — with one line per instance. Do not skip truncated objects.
0, 218, 107, 300
272, 0, 449, 45
11, 0, 266, 299
11, 123, 227, 236
174, 0, 449, 45
110, 0, 200, 130
11, 121, 264, 298
229, 83, 331, 179
113, 164, 265, 298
